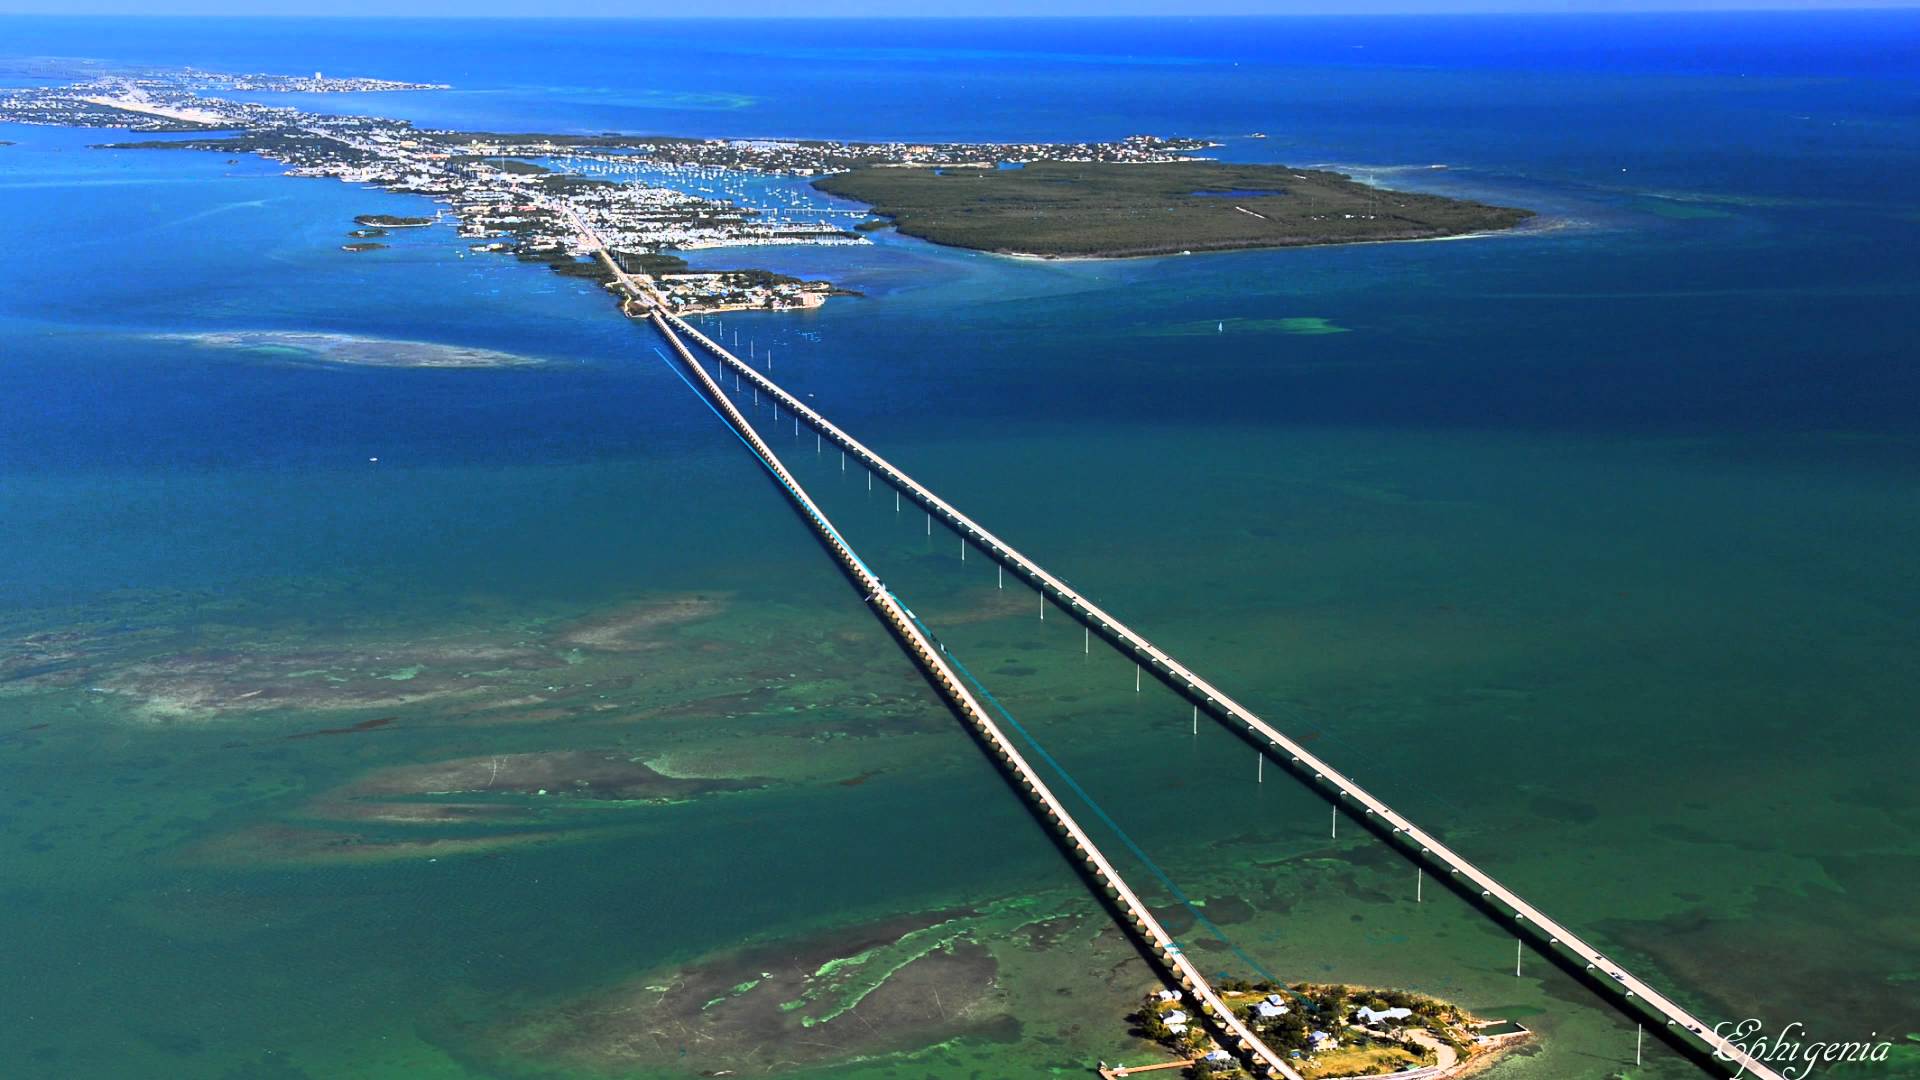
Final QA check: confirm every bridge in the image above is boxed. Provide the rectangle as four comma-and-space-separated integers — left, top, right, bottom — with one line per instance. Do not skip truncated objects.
648, 310, 1304, 1080
642, 306, 1787, 1080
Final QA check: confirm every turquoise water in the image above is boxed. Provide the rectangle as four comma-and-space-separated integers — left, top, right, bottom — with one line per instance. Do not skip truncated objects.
3, 13, 1919, 1080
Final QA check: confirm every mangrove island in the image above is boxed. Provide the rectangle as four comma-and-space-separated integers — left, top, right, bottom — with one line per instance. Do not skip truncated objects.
814, 161, 1533, 258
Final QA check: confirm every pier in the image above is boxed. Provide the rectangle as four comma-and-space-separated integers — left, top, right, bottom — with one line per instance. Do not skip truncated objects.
647, 308, 1787, 1080
1099, 1059, 1196, 1079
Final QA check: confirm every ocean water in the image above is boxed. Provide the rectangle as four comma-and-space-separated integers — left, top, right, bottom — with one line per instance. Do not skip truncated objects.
2, 13, 1919, 1080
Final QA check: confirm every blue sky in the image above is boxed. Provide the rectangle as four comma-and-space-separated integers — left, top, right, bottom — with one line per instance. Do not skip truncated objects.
1, 0, 1915, 15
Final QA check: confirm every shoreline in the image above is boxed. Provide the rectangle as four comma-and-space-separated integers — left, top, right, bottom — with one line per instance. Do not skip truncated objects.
814, 159, 1533, 262
973, 223, 1537, 263
982, 206, 1573, 264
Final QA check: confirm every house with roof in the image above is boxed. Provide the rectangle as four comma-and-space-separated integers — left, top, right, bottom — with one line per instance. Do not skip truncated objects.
1355, 1005, 1415, 1026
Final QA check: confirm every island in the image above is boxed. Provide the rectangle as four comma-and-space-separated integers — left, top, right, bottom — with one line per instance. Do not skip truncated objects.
352, 213, 434, 228
0, 65, 1535, 313
813, 161, 1532, 258
1122, 981, 1530, 1080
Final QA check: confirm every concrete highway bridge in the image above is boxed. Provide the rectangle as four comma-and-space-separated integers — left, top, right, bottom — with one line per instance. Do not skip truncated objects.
640, 306, 1787, 1080
649, 310, 1305, 1080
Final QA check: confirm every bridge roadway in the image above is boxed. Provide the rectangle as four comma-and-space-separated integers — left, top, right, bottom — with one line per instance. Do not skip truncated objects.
648, 311, 1303, 1080
652, 309, 1785, 1080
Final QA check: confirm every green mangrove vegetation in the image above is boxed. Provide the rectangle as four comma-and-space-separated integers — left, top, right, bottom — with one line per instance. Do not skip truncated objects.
812, 160, 1532, 258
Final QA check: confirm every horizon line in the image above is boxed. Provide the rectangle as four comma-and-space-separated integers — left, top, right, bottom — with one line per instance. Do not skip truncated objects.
4, 5, 1920, 18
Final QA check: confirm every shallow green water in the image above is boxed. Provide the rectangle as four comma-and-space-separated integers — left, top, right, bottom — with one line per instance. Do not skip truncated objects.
5, 14, 1920, 1078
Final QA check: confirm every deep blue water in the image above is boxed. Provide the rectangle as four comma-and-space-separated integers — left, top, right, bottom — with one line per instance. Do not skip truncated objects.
3, 14, 1920, 1079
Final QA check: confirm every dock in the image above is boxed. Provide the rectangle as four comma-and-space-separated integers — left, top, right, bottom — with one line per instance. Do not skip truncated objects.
1099, 1059, 1195, 1079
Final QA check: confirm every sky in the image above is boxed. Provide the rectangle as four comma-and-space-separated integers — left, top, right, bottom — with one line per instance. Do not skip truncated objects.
0, 0, 1915, 15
